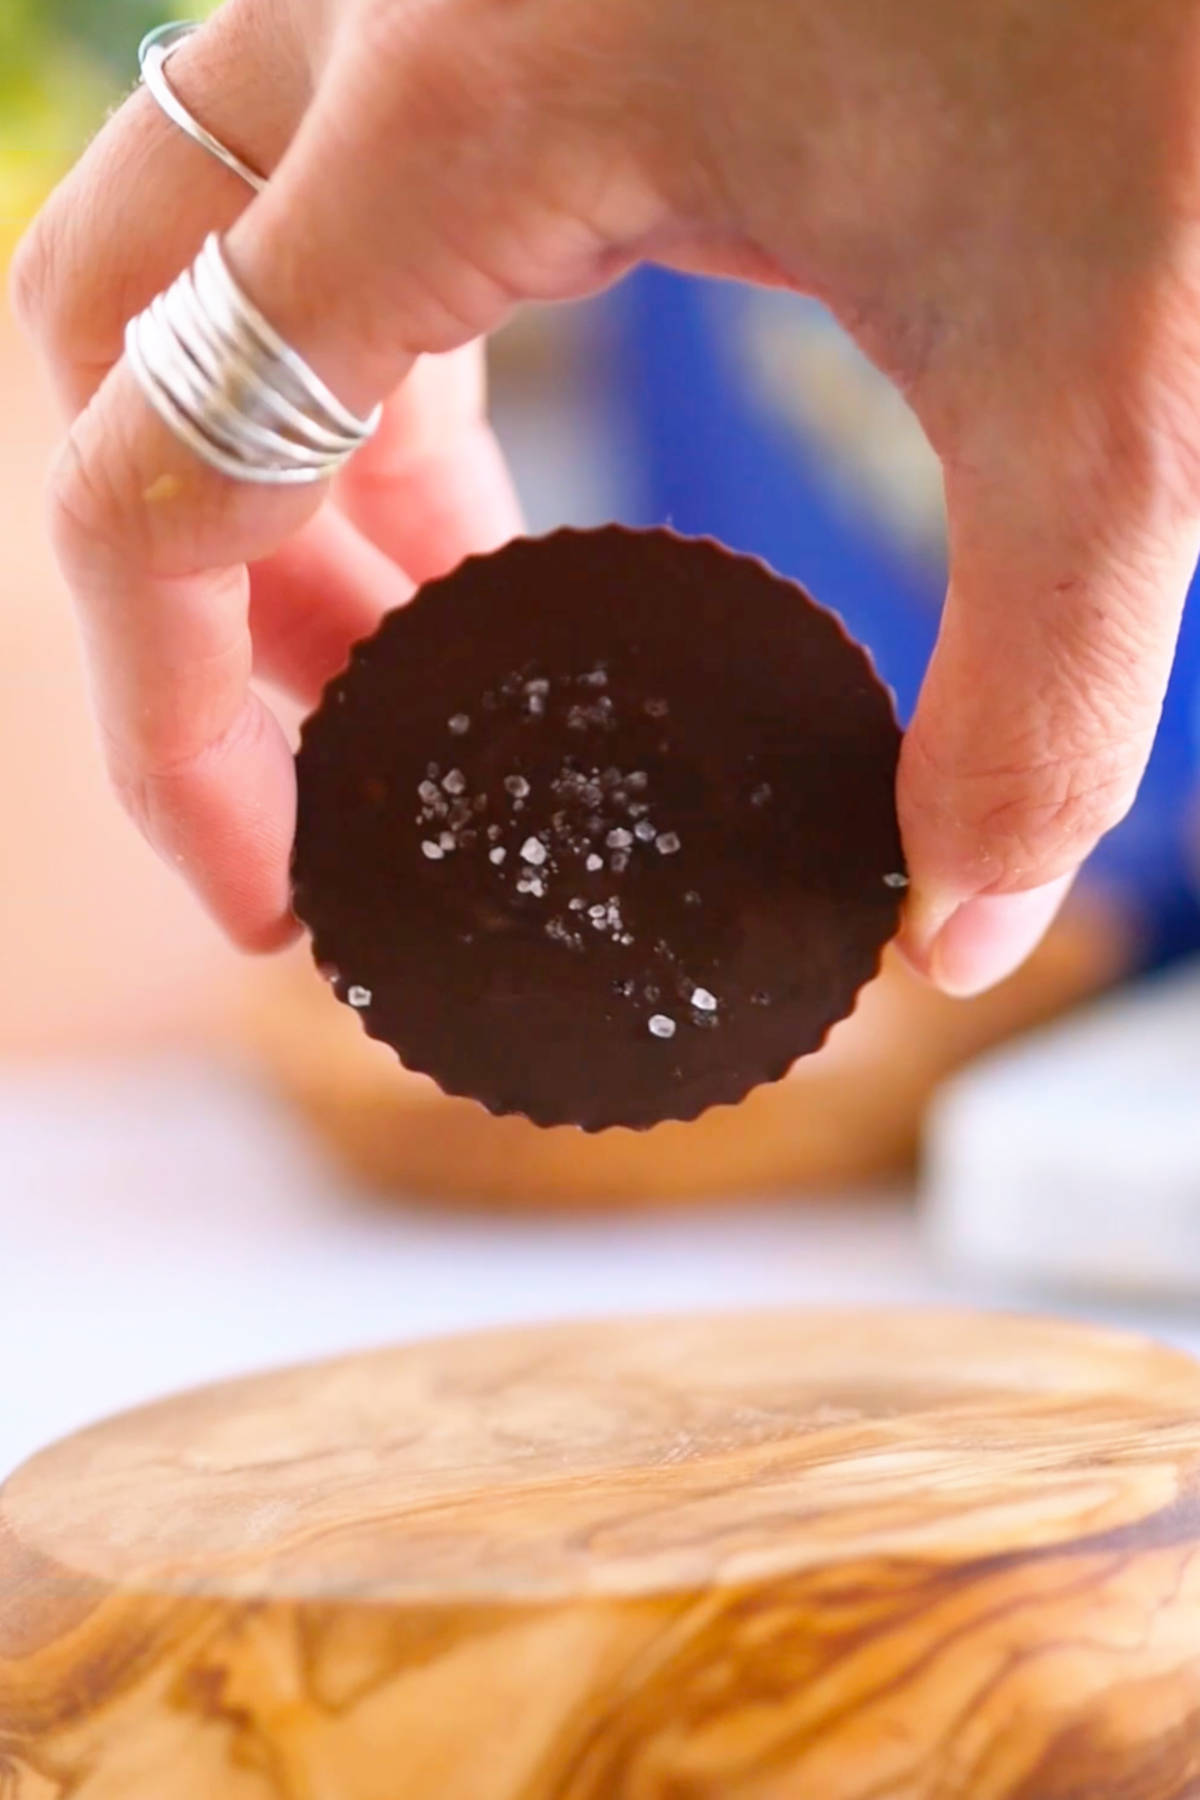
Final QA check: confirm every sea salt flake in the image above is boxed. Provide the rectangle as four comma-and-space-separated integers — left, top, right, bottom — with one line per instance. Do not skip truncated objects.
586, 854, 604, 873
691, 987, 718, 1013
648, 1014, 676, 1040
504, 775, 530, 799
421, 841, 445, 861
347, 986, 372, 1008
627, 771, 648, 791
606, 827, 633, 850
644, 698, 669, 719
750, 782, 773, 807
489, 847, 507, 865
418, 779, 440, 805
610, 851, 630, 873
448, 713, 471, 736
442, 768, 467, 795
884, 871, 910, 889
634, 820, 656, 842
684, 890, 701, 907
521, 837, 547, 866
439, 831, 457, 852
656, 832, 681, 856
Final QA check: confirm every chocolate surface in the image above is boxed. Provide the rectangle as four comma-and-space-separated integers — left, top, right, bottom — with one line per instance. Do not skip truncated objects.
293, 528, 905, 1130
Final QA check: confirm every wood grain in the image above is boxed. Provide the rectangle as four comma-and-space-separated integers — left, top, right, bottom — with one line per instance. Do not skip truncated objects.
4, 1310, 1200, 1797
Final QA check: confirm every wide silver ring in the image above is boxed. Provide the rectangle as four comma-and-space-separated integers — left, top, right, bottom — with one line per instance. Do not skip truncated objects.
125, 234, 383, 485
130, 24, 381, 485
139, 22, 266, 194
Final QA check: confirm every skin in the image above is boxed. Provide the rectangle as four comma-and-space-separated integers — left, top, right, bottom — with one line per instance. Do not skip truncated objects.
11, 0, 1200, 992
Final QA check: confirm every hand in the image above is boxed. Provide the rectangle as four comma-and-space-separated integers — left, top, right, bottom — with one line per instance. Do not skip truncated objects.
13, 0, 1200, 990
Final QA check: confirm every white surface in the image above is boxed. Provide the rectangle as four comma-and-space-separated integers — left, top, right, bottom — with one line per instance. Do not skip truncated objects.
3, 1056, 1200, 1481
925, 958, 1200, 1298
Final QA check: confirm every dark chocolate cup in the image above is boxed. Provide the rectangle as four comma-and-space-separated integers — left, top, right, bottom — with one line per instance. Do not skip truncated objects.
293, 527, 905, 1130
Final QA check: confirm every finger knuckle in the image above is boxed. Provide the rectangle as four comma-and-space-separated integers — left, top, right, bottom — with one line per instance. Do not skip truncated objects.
8, 211, 63, 345
979, 756, 1138, 879
904, 709, 1144, 887
45, 426, 130, 565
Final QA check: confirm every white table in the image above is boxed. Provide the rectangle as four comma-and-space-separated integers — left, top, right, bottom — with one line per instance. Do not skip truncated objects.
3, 1056, 1198, 1480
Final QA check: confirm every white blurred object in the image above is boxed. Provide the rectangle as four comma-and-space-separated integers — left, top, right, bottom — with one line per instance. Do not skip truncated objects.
924, 958, 1200, 1298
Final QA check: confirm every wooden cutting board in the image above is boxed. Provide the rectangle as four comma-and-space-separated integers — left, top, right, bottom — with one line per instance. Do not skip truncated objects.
3, 1309, 1200, 1798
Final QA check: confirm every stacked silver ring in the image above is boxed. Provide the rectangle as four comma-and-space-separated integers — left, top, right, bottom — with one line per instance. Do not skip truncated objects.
127, 22, 381, 486
125, 233, 381, 485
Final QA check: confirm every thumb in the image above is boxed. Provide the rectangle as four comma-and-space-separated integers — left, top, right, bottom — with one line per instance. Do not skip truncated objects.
899, 426, 1200, 996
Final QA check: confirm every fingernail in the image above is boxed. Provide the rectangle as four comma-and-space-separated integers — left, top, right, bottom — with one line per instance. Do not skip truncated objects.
929, 874, 1074, 998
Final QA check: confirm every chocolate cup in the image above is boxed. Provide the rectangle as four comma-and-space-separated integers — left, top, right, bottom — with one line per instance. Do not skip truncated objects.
293, 527, 905, 1130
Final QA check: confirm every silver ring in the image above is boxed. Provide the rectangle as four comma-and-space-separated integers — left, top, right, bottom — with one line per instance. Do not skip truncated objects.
125, 234, 383, 485
138, 22, 266, 193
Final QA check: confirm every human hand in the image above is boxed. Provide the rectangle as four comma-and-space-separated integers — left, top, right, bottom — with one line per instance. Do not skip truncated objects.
13, 0, 1200, 991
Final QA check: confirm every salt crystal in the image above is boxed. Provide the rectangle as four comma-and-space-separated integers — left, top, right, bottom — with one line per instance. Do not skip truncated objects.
610, 851, 630, 874
644, 698, 669, 719
525, 677, 550, 697
750, 782, 773, 807
418, 779, 440, 805
884, 871, 910, 889
489, 847, 507, 865
504, 775, 530, 799
521, 837, 547, 866
442, 768, 467, 795
421, 841, 445, 861
656, 832, 681, 856
347, 985, 372, 1008
691, 987, 718, 1013
644, 985, 661, 1003
439, 831, 457, 853
448, 713, 471, 736
648, 1014, 676, 1040
634, 820, 656, 842
627, 771, 648, 791
619, 932, 634, 946
606, 827, 633, 850
568, 897, 586, 912
487, 824, 502, 842
586, 853, 604, 872
588, 904, 607, 924
580, 667, 609, 688
751, 990, 772, 1007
